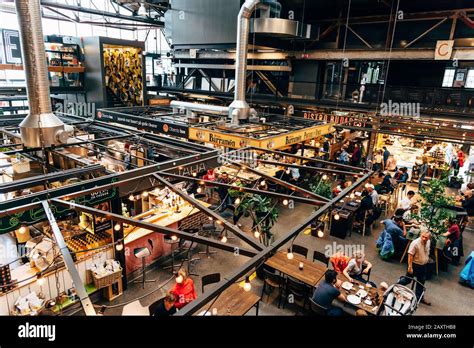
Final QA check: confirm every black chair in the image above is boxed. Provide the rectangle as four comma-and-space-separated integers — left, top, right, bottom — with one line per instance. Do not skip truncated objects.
291, 244, 308, 259
199, 223, 219, 258
261, 269, 285, 308
283, 277, 309, 310
201, 273, 221, 293
182, 228, 201, 275
309, 297, 328, 316
361, 265, 372, 282
149, 298, 164, 316
312, 251, 330, 267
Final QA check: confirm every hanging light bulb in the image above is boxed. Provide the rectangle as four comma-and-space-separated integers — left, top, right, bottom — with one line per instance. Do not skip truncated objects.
196, 187, 202, 194
208, 216, 213, 221
334, 212, 340, 220
322, 174, 328, 180
254, 231, 260, 238
231, 182, 237, 187
114, 223, 121, 231
142, 191, 149, 198
285, 169, 291, 175
220, 235, 227, 243
283, 199, 289, 206
216, 220, 223, 225
317, 229, 324, 238
350, 193, 355, 199
36, 275, 45, 286
235, 197, 241, 205
18, 226, 27, 234
129, 194, 135, 201
192, 172, 197, 177
243, 276, 252, 292
260, 180, 266, 187
115, 243, 124, 251
287, 248, 294, 260
171, 235, 178, 241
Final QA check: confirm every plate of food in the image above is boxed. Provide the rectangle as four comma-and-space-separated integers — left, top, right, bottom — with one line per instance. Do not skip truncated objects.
347, 294, 361, 305
342, 281, 353, 291
364, 298, 372, 306
356, 289, 368, 298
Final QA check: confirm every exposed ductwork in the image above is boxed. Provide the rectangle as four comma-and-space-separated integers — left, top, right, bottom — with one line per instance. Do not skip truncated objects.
228, 0, 261, 122
170, 100, 229, 115
15, 0, 71, 148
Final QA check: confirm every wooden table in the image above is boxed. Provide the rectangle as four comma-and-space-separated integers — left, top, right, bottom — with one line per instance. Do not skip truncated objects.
265, 251, 327, 287
194, 283, 261, 316
333, 275, 382, 316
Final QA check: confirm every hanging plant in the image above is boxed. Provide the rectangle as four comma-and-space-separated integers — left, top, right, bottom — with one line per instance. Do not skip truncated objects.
309, 174, 333, 199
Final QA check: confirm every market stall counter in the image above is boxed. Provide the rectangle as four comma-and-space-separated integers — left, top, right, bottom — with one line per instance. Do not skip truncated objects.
123, 199, 210, 274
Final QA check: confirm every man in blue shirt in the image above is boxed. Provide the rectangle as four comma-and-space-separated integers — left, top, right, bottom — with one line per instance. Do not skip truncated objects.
382, 216, 408, 254
312, 270, 346, 316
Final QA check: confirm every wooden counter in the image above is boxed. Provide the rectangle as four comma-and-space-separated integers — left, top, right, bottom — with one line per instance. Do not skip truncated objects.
123, 201, 209, 274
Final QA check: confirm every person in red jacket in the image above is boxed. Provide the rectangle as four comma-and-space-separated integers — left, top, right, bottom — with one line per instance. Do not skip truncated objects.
170, 268, 197, 309
457, 149, 465, 168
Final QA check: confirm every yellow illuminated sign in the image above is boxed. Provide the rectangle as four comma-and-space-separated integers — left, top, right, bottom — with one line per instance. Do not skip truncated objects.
189, 123, 334, 149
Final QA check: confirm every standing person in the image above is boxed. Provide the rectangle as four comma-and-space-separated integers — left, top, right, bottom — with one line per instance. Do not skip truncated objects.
217, 172, 232, 212
170, 268, 197, 309
14, 226, 31, 264
398, 230, 431, 305
351, 143, 361, 166
338, 146, 350, 165
418, 157, 429, 190
457, 148, 465, 168
372, 150, 383, 172
312, 270, 346, 316
382, 146, 391, 170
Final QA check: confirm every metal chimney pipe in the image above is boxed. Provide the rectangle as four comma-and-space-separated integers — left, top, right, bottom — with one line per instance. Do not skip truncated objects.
15, 0, 68, 148
228, 0, 261, 122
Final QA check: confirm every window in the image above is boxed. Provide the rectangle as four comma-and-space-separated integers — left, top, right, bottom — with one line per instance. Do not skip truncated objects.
466, 69, 474, 88
442, 68, 456, 87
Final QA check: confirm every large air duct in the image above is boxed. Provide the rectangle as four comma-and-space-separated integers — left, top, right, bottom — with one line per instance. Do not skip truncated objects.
15, 0, 70, 148
228, 0, 261, 122
170, 100, 229, 115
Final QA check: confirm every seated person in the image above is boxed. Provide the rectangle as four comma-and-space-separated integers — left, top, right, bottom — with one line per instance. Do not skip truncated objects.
442, 218, 462, 265
342, 251, 375, 287
379, 172, 395, 193
312, 270, 346, 316
398, 190, 417, 211
355, 190, 374, 221
152, 292, 177, 316
170, 268, 197, 309
385, 155, 397, 172
274, 165, 291, 182
395, 167, 409, 184
381, 216, 408, 255
372, 172, 385, 186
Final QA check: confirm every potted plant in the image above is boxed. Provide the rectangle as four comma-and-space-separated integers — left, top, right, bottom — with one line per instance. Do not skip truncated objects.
235, 194, 279, 247
309, 174, 333, 199
418, 176, 456, 248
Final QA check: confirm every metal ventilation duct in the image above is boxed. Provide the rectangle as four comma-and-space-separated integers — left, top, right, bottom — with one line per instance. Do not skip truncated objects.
228, 0, 261, 123
251, 18, 311, 38
15, 0, 69, 148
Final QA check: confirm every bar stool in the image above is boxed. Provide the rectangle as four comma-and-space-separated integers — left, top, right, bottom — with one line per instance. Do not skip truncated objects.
132, 247, 156, 289
163, 235, 180, 273
182, 228, 201, 276
199, 223, 218, 258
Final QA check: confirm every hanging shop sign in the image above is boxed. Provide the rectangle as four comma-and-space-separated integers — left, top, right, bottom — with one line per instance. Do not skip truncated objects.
0, 29, 22, 65
435, 40, 454, 60
97, 109, 189, 138
0, 188, 117, 235
293, 110, 368, 127
188, 123, 334, 150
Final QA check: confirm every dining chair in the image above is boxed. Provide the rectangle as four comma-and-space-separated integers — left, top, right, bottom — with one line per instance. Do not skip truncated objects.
312, 251, 329, 267
261, 269, 285, 308
283, 277, 309, 310
309, 297, 328, 316
201, 273, 221, 293
291, 244, 308, 259
148, 298, 164, 316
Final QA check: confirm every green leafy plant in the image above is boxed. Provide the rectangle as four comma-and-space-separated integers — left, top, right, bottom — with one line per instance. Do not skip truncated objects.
418, 176, 456, 244
309, 174, 333, 199
235, 194, 279, 246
